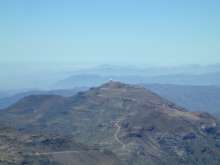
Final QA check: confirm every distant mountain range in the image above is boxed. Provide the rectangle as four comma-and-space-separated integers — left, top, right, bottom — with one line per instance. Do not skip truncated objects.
146, 72, 220, 86
145, 84, 220, 115
0, 88, 87, 109
2, 64, 220, 90
63, 64, 220, 77
54, 65, 220, 88
55, 72, 220, 88
1, 81, 220, 165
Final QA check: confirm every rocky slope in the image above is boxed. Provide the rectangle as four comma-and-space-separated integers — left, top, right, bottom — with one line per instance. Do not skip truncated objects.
1, 81, 220, 165
0, 125, 122, 165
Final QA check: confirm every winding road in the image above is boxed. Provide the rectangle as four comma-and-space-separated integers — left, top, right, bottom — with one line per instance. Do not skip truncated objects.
34, 150, 80, 156
35, 115, 132, 156
114, 118, 126, 150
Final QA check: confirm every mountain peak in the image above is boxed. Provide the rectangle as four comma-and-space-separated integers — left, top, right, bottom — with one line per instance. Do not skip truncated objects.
99, 80, 145, 90
101, 80, 129, 88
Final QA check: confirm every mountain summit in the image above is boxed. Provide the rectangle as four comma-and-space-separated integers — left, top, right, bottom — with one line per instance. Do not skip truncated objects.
1, 81, 220, 165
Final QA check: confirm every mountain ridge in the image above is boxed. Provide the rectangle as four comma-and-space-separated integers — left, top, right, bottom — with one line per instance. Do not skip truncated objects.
1, 81, 220, 165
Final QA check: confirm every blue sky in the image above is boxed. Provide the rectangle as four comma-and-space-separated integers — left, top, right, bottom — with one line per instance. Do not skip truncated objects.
0, 0, 220, 90
0, 0, 220, 66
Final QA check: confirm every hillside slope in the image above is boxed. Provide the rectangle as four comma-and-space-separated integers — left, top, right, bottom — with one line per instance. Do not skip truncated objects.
0, 126, 122, 165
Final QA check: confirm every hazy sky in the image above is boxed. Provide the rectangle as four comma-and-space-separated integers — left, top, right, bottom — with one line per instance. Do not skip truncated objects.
0, 0, 220, 89
1, 0, 220, 66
